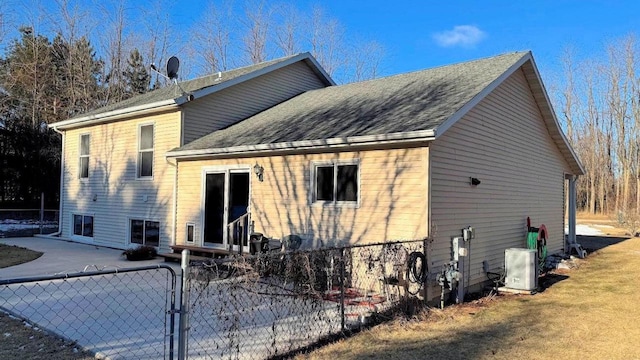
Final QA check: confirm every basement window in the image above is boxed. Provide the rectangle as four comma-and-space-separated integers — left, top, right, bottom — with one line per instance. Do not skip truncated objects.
73, 214, 93, 237
186, 223, 195, 243
130, 219, 160, 247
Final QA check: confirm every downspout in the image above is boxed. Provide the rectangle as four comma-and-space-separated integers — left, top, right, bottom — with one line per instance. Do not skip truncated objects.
167, 156, 178, 249
568, 176, 576, 245
50, 126, 64, 237
425, 145, 433, 302
169, 110, 185, 248
567, 175, 585, 258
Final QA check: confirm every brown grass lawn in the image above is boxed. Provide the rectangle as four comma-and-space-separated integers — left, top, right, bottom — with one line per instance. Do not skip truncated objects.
300, 236, 640, 360
0, 243, 43, 268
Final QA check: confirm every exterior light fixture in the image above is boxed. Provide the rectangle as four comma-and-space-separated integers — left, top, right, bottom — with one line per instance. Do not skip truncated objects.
253, 163, 264, 182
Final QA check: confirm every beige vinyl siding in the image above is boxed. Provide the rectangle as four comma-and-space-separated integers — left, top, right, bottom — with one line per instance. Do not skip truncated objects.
181, 61, 328, 145
175, 147, 428, 248
429, 68, 572, 288
60, 110, 181, 251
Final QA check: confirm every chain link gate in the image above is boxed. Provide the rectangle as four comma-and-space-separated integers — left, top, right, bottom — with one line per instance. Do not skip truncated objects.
0, 265, 178, 360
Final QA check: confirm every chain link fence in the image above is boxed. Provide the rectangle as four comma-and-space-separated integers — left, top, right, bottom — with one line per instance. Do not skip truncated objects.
0, 265, 177, 360
0, 240, 428, 360
183, 239, 428, 359
0, 209, 59, 237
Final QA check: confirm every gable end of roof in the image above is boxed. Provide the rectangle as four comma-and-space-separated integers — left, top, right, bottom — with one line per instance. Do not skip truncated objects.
49, 52, 334, 131
432, 51, 584, 176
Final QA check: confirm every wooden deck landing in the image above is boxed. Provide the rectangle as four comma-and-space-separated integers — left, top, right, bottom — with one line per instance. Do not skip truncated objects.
160, 244, 236, 263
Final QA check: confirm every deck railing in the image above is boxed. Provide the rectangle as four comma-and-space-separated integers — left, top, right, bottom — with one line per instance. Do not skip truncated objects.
227, 212, 250, 253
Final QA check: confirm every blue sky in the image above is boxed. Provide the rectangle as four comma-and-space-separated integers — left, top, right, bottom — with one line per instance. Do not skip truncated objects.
5, 0, 640, 82
301, 0, 639, 77
168, 0, 639, 81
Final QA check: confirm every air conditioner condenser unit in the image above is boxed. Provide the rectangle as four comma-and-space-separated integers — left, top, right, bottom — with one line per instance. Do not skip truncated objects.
504, 248, 537, 291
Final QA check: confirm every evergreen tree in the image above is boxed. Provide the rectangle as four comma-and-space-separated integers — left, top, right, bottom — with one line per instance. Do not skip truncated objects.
0, 27, 62, 206
51, 34, 104, 118
124, 48, 151, 96
0, 27, 56, 127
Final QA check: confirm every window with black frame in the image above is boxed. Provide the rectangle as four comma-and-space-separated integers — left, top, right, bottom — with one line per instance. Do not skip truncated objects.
130, 219, 160, 247
138, 124, 154, 178
313, 162, 359, 204
79, 134, 90, 179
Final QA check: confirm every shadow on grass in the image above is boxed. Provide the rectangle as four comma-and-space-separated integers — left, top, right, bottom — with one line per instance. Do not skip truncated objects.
537, 273, 569, 293
577, 234, 629, 253
316, 310, 533, 360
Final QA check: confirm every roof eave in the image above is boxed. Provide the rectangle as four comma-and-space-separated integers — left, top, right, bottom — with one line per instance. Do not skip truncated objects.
49, 99, 179, 130
166, 130, 435, 160
521, 56, 586, 176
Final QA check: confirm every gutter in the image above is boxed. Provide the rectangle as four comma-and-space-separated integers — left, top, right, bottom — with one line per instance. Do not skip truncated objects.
49, 125, 65, 237
166, 130, 436, 160
48, 100, 180, 130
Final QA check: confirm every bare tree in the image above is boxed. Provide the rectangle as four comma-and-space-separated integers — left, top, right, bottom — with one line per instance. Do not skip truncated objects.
98, 2, 131, 104
273, 4, 302, 56
242, 0, 272, 64
192, 1, 234, 75
308, 7, 344, 78
350, 40, 385, 81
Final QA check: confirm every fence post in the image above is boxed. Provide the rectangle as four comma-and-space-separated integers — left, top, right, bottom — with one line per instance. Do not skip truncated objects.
340, 247, 345, 332
39, 192, 44, 234
178, 250, 191, 360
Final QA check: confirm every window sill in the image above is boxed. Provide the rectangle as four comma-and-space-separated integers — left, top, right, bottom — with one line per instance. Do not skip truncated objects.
311, 201, 360, 209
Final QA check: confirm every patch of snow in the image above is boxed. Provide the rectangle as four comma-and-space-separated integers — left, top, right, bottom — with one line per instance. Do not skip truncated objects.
564, 224, 604, 236
0, 219, 57, 232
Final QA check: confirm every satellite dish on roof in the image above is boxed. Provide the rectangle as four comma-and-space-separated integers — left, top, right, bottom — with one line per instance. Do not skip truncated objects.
167, 56, 180, 80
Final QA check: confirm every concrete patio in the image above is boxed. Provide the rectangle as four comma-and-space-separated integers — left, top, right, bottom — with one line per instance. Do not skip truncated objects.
0, 237, 181, 360
0, 236, 180, 279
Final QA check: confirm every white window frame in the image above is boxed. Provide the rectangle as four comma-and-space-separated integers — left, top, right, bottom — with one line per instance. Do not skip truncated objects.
78, 133, 90, 180
129, 218, 161, 247
310, 160, 360, 207
186, 223, 195, 243
71, 213, 94, 239
137, 123, 154, 179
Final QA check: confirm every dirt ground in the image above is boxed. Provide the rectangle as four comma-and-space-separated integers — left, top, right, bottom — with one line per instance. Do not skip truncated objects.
0, 312, 94, 360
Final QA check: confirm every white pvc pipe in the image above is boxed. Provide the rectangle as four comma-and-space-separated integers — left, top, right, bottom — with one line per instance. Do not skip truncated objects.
568, 176, 577, 245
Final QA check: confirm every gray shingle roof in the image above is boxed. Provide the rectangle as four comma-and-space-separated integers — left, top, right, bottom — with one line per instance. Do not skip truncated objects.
176, 52, 528, 152
70, 54, 302, 120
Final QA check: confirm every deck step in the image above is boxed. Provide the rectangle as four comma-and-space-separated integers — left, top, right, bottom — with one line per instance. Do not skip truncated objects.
170, 244, 234, 256
160, 252, 214, 263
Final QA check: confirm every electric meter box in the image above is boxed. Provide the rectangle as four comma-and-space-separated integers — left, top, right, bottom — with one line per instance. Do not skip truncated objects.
504, 248, 537, 291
